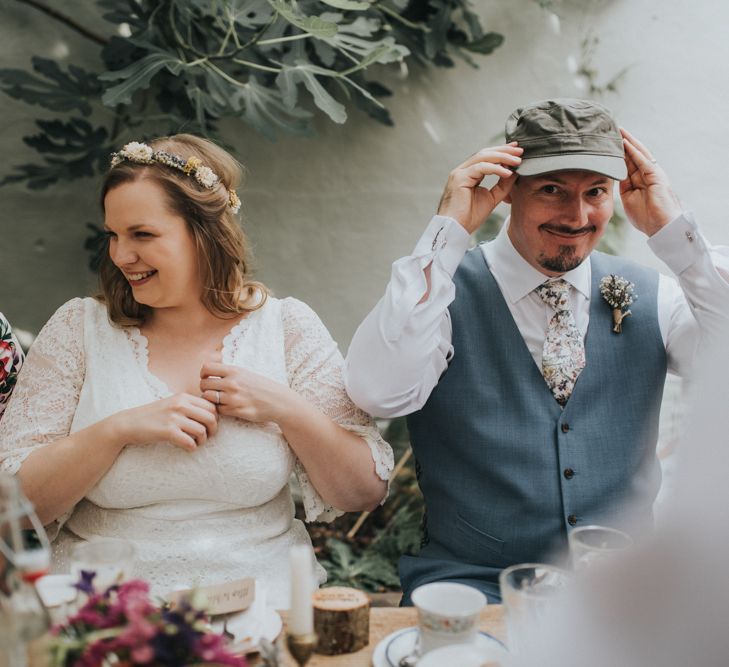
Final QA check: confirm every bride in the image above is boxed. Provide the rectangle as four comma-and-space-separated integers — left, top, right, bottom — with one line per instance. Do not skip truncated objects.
0, 135, 393, 606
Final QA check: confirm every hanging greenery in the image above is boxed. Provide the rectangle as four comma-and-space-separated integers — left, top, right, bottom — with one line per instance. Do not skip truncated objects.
0, 0, 505, 189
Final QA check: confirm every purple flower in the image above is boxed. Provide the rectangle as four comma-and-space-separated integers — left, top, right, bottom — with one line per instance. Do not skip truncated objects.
74, 570, 97, 596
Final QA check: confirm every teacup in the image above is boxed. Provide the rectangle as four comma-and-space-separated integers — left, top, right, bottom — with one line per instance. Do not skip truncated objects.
411, 582, 487, 655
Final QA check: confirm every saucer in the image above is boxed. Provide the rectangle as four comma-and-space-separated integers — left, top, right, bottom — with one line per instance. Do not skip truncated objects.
418, 642, 511, 667
372, 627, 505, 667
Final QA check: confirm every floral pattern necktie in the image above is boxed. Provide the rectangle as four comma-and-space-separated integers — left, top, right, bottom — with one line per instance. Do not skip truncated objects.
535, 279, 585, 406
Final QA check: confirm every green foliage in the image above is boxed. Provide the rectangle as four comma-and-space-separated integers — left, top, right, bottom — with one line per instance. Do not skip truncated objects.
597, 207, 627, 256
1, 0, 503, 189
318, 538, 402, 589
473, 210, 506, 244
573, 32, 630, 97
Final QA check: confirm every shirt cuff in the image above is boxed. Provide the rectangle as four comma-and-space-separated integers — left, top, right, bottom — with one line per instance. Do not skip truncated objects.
412, 215, 471, 276
647, 211, 706, 276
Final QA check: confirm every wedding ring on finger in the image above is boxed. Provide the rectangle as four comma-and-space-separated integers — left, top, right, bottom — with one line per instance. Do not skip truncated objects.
215, 390, 221, 405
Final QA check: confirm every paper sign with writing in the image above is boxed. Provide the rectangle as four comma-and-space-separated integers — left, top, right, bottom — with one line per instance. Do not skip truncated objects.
166, 577, 255, 615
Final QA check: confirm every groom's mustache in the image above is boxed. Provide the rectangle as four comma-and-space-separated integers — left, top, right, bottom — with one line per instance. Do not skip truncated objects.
540, 224, 597, 236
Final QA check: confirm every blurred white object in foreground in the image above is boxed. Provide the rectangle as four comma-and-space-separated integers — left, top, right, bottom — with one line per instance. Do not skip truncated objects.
514, 339, 729, 667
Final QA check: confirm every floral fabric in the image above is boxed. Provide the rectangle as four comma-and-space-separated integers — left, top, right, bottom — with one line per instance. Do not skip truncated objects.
0, 312, 23, 419
535, 279, 586, 406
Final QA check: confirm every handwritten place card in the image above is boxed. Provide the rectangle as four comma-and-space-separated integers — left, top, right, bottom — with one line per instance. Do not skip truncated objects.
166, 577, 255, 615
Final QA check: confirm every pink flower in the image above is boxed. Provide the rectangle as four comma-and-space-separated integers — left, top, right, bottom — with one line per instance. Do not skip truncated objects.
130, 643, 154, 664
118, 579, 150, 597
50, 578, 248, 667
118, 617, 157, 644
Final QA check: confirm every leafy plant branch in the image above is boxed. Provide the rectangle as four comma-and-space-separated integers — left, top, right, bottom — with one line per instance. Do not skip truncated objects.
1, 0, 505, 190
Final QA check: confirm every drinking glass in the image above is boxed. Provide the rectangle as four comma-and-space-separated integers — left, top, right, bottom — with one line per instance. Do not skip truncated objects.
0, 471, 52, 664
499, 563, 570, 655
71, 538, 136, 591
568, 525, 633, 571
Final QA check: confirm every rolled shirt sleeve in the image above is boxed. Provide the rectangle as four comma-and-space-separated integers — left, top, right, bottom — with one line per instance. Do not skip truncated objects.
345, 216, 471, 418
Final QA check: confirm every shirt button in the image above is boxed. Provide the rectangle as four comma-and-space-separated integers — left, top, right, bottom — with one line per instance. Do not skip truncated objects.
568, 514, 578, 526
564, 468, 575, 480
561, 423, 570, 433
685, 230, 694, 242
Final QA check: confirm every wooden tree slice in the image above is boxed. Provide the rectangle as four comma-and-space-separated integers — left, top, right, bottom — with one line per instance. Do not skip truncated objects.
313, 586, 370, 655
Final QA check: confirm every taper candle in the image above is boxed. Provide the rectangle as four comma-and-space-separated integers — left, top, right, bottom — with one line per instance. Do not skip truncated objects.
289, 545, 314, 635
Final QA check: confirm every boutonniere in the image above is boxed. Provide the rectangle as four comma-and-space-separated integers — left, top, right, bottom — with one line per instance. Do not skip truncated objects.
600, 274, 636, 333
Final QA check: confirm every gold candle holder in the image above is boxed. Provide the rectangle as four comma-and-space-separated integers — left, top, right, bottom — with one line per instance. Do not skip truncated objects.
286, 631, 318, 666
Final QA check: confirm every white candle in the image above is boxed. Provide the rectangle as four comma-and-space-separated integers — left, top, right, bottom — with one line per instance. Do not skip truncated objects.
289, 545, 314, 635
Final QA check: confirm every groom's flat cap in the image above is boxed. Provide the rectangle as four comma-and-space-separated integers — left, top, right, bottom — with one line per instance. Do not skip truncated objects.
505, 98, 627, 180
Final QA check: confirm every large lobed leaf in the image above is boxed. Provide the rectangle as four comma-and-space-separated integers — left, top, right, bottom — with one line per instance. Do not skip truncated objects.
99, 50, 186, 106
0, 57, 101, 115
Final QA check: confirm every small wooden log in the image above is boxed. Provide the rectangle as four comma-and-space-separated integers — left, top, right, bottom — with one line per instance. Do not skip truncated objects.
313, 586, 370, 655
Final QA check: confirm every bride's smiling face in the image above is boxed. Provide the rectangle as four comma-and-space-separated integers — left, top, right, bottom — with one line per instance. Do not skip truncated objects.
104, 178, 202, 310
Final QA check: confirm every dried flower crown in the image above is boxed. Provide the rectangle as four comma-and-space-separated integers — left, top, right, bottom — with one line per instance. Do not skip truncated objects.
600, 274, 636, 333
110, 141, 241, 214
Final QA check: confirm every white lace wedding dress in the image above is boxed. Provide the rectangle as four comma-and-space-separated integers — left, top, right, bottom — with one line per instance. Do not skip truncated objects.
0, 296, 393, 607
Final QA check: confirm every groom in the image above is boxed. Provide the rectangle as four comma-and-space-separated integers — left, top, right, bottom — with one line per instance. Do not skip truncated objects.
345, 98, 729, 602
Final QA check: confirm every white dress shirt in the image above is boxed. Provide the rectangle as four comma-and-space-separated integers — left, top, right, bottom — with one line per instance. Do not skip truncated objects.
345, 213, 729, 418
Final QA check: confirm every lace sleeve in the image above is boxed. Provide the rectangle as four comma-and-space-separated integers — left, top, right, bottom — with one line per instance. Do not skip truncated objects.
282, 298, 394, 523
0, 298, 86, 538
0, 312, 25, 419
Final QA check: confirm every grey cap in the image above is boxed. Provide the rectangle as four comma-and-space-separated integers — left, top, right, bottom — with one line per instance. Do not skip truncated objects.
505, 98, 627, 180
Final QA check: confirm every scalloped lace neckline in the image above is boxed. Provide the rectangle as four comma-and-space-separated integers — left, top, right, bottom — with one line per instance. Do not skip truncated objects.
125, 306, 265, 396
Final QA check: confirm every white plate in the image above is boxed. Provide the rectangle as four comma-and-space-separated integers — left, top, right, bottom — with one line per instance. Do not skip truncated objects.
210, 582, 282, 654
228, 607, 282, 654
36, 574, 78, 608
372, 627, 505, 667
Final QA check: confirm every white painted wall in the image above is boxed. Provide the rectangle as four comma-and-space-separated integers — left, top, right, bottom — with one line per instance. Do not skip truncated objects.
1, 0, 727, 350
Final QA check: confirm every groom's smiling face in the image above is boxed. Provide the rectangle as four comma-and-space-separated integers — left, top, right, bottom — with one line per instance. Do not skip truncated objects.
505, 170, 615, 277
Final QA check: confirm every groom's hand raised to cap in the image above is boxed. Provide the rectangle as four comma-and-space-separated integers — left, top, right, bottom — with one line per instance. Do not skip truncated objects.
619, 128, 683, 237
437, 143, 523, 235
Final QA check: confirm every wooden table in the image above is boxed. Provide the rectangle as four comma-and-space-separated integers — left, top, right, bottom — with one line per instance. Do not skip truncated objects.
265, 605, 506, 666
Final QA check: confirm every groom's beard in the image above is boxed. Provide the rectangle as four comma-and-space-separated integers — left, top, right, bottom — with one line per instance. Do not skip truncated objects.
537, 223, 597, 273
538, 246, 586, 273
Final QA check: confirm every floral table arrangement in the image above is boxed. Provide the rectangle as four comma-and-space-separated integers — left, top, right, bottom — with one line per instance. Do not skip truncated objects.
47, 573, 247, 667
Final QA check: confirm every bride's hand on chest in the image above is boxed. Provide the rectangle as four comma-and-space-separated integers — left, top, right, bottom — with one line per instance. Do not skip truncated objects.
200, 361, 299, 425
109, 393, 219, 451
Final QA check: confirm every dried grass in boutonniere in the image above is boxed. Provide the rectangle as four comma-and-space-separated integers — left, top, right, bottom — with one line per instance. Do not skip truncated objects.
600, 275, 636, 333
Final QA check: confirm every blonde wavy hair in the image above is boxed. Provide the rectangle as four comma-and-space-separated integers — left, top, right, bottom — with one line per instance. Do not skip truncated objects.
97, 134, 267, 326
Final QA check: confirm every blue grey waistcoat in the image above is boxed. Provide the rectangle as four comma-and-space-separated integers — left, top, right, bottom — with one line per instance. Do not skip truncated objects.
401, 249, 667, 602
